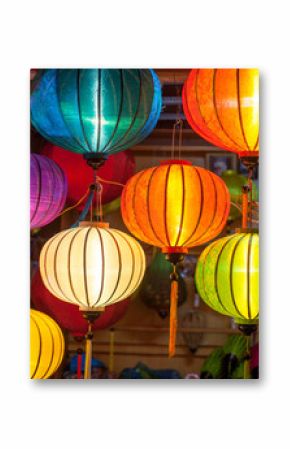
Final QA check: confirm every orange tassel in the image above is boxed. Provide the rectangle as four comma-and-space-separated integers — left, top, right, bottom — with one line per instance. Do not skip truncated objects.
169, 279, 178, 358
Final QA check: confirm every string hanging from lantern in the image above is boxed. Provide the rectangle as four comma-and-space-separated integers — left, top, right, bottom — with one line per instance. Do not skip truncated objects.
109, 328, 115, 374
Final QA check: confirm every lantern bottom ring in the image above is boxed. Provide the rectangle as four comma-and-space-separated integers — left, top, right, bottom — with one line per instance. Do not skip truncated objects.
83, 153, 108, 170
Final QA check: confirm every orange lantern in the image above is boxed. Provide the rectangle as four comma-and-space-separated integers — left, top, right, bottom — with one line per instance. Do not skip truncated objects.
121, 159, 230, 356
182, 69, 259, 162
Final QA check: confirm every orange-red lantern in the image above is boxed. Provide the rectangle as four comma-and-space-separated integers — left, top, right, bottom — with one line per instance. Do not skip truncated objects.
121, 159, 230, 356
182, 69, 259, 159
121, 160, 230, 250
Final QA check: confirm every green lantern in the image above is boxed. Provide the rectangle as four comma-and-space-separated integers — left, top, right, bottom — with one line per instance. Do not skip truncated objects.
139, 250, 186, 318
195, 230, 259, 333
221, 170, 258, 221
31, 69, 162, 168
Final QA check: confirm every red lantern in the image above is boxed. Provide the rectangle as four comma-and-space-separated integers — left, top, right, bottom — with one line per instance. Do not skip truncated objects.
31, 270, 130, 337
41, 143, 135, 211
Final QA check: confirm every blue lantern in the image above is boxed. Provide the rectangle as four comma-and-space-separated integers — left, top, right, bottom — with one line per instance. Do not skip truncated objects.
31, 69, 162, 167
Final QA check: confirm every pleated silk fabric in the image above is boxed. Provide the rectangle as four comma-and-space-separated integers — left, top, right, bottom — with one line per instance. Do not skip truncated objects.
30, 154, 67, 229
182, 69, 259, 156
31, 69, 162, 155
195, 232, 259, 322
121, 161, 230, 249
30, 309, 65, 379
39, 226, 146, 309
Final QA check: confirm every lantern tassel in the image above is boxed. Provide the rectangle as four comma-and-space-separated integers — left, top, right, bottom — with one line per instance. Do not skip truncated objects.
109, 328, 115, 373
76, 349, 83, 379
243, 335, 251, 379
169, 267, 179, 358
84, 323, 93, 380
242, 185, 250, 229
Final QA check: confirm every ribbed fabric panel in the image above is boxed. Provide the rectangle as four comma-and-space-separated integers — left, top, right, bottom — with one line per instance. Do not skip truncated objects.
39, 226, 146, 309
195, 232, 259, 322
30, 310, 65, 379
121, 163, 230, 249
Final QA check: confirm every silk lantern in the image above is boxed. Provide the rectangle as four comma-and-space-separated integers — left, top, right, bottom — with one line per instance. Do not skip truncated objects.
195, 231, 259, 329
30, 154, 67, 229
39, 221, 145, 378
139, 250, 186, 318
183, 69, 259, 161
31, 270, 130, 337
121, 159, 230, 356
31, 69, 162, 168
41, 143, 135, 210
30, 309, 65, 379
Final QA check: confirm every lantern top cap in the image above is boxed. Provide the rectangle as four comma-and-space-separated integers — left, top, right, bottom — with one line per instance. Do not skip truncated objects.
79, 221, 110, 229
160, 159, 192, 167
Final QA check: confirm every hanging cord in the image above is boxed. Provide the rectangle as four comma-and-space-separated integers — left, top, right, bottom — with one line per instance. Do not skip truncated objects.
84, 322, 93, 380
57, 187, 90, 218
248, 166, 254, 228
178, 119, 183, 160
243, 335, 251, 379
169, 264, 179, 358
109, 328, 115, 374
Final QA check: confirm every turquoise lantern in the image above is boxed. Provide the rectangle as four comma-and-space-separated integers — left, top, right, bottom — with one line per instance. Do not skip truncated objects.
31, 69, 162, 168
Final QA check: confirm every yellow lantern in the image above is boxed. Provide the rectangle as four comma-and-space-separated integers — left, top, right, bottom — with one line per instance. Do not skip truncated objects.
30, 309, 65, 379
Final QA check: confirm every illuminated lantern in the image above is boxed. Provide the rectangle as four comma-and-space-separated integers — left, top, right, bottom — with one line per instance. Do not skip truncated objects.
139, 250, 186, 318
39, 222, 145, 309
30, 309, 65, 379
31, 69, 162, 168
31, 269, 130, 337
30, 154, 67, 229
41, 143, 135, 210
221, 170, 258, 221
195, 231, 259, 330
183, 69, 259, 160
121, 159, 230, 356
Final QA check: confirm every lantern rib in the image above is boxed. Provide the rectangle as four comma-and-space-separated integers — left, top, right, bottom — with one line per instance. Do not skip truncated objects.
96, 69, 101, 153
56, 71, 89, 154
183, 76, 215, 149
174, 165, 185, 247
135, 168, 161, 245
193, 169, 218, 245
76, 70, 93, 153
92, 227, 105, 307
129, 236, 146, 295
163, 164, 172, 246
53, 230, 79, 304
30, 155, 42, 224
40, 314, 55, 379
212, 69, 244, 153
246, 234, 254, 319
101, 69, 124, 154
42, 232, 70, 301
82, 227, 92, 307
105, 230, 136, 304
39, 156, 54, 225
30, 314, 42, 379
214, 237, 238, 316
229, 235, 247, 318
236, 69, 251, 152
99, 229, 122, 306
112, 69, 143, 153
180, 166, 204, 247
67, 229, 86, 307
